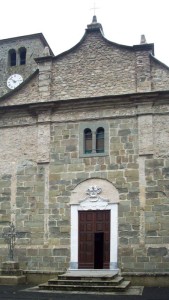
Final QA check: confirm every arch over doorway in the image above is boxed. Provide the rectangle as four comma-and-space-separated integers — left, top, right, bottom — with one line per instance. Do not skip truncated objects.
70, 178, 119, 270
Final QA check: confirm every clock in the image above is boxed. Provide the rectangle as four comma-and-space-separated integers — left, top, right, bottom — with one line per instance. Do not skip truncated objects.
7, 74, 23, 90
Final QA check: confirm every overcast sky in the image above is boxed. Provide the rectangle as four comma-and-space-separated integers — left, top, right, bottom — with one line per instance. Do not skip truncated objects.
1, 0, 169, 66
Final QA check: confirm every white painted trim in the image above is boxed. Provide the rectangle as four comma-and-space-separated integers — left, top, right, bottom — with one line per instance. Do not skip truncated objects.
110, 204, 118, 268
70, 203, 118, 270
70, 205, 78, 267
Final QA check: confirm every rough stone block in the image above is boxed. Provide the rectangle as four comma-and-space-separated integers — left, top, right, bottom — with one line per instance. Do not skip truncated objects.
125, 170, 139, 181
118, 129, 131, 136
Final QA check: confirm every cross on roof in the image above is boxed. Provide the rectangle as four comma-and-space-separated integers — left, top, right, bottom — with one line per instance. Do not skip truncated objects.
91, 1, 99, 16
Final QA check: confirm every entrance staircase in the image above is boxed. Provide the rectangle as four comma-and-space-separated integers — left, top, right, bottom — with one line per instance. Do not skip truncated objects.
39, 270, 130, 293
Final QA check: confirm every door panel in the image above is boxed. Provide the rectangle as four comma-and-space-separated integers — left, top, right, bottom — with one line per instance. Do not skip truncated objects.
78, 210, 110, 269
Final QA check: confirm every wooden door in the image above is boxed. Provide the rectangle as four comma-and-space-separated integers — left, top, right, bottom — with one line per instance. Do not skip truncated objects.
78, 210, 110, 269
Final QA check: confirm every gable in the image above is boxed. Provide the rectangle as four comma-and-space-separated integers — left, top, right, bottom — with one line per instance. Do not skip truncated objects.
1, 18, 169, 107
50, 30, 136, 99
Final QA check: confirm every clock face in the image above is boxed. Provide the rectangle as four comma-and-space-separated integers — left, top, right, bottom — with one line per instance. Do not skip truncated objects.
7, 74, 23, 90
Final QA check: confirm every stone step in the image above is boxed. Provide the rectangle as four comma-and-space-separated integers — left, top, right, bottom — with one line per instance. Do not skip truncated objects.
48, 276, 124, 286
39, 280, 130, 292
58, 276, 117, 281
38, 271, 131, 293
58, 271, 118, 281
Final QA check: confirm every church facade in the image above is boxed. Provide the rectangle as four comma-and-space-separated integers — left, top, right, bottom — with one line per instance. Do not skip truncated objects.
0, 17, 169, 279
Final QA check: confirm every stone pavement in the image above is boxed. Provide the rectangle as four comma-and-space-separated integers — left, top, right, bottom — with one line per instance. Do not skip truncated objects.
0, 285, 169, 300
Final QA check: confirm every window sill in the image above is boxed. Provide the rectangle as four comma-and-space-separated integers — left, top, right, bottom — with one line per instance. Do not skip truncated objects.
79, 152, 108, 158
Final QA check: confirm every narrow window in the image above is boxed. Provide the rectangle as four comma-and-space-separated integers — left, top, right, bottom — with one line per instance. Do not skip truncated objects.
84, 128, 92, 154
96, 127, 104, 153
8, 49, 16, 66
19, 47, 26, 65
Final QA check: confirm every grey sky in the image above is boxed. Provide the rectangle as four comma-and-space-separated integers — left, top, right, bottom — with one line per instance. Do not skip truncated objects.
1, 0, 169, 66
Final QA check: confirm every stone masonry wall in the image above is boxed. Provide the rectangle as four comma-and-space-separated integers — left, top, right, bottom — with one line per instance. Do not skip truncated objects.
0, 37, 45, 97
0, 73, 39, 106
48, 109, 169, 273
0, 103, 169, 272
118, 108, 169, 272
151, 57, 169, 91
49, 32, 169, 100
1, 22, 169, 274
51, 31, 137, 99
136, 51, 151, 92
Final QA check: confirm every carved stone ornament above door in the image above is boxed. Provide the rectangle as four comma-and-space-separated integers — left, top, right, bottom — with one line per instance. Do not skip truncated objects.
79, 185, 109, 210
70, 178, 119, 205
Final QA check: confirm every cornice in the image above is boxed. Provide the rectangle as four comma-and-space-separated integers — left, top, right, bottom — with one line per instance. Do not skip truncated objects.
0, 89, 169, 112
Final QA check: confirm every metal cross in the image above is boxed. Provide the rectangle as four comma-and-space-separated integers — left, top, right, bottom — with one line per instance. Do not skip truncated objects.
2, 223, 19, 261
91, 1, 99, 15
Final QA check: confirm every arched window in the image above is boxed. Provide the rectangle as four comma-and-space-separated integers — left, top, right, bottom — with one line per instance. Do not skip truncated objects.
84, 128, 92, 153
8, 49, 16, 66
80, 123, 108, 157
96, 127, 104, 153
19, 47, 26, 65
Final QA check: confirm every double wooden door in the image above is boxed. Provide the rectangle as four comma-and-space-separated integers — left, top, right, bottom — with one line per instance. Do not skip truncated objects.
78, 210, 110, 269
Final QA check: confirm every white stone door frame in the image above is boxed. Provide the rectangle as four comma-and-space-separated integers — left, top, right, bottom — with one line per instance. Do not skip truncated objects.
70, 203, 118, 270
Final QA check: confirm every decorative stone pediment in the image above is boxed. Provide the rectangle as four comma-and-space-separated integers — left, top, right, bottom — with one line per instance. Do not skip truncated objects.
79, 185, 109, 210
70, 178, 119, 205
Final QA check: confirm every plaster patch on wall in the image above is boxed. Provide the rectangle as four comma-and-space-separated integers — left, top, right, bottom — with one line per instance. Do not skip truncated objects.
139, 156, 146, 245
138, 114, 153, 155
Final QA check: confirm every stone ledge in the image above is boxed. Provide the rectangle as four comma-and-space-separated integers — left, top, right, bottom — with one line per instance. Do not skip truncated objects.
23, 270, 62, 274
0, 275, 26, 285
123, 272, 169, 276
2, 261, 20, 270
23, 270, 63, 284
122, 272, 169, 287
